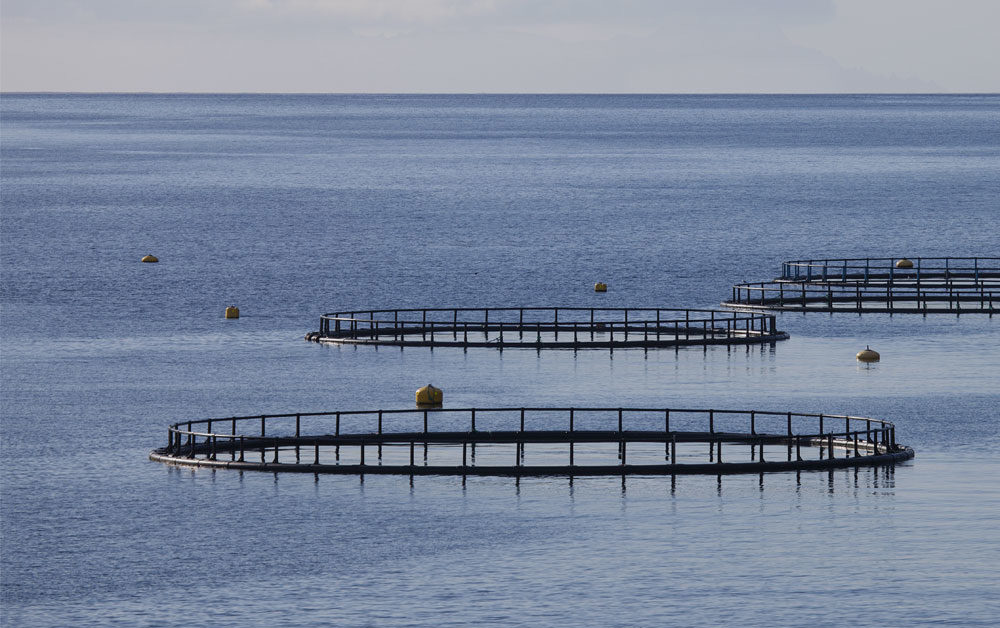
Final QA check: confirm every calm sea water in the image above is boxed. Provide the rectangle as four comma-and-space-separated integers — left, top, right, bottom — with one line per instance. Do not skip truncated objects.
2, 94, 999, 627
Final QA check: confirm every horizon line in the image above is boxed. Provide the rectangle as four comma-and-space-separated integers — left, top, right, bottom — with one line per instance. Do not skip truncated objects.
3, 91, 998, 96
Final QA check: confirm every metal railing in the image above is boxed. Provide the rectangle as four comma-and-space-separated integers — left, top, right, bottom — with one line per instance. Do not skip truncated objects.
313, 307, 786, 348
725, 257, 999, 313
150, 407, 912, 476
727, 280, 997, 312
780, 257, 1000, 283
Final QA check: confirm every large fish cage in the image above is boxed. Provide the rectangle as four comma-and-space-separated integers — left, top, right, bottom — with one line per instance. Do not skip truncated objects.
307, 307, 788, 349
724, 257, 999, 313
150, 407, 913, 477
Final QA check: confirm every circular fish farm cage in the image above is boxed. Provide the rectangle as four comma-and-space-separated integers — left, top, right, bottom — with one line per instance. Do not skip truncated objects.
149, 407, 913, 476
723, 257, 999, 313
306, 307, 788, 349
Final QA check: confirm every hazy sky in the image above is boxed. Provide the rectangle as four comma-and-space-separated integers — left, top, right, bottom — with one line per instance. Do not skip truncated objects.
2, 0, 997, 92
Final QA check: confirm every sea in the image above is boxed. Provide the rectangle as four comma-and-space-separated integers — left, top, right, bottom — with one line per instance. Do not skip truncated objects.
2, 94, 999, 627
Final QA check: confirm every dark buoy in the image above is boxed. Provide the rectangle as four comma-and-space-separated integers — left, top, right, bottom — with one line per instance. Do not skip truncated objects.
856, 345, 880, 362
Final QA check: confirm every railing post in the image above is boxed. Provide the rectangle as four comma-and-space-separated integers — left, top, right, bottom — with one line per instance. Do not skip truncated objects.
664, 410, 671, 460
569, 409, 575, 466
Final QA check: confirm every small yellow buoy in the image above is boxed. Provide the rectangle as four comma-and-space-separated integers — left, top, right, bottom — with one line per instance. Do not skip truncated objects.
225, 305, 240, 319
895, 258, 914, 269
856, 345, 880, 362
415, 384, 443, 406
141, 254, 159, 263
594, 282, 608, 292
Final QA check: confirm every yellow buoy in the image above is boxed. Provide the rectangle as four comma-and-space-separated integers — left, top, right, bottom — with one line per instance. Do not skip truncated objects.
895, 258, 914, 269
225, 305, 240, 319
594, 282, 608, 292
141, 254, 159, 263
856, 345, 880, 362
415, 384, 443, 406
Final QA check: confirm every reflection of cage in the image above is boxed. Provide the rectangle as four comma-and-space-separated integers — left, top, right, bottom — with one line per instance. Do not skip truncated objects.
309, 307, 787, 349
724, 257, 999, 313
150, 407, 913, 477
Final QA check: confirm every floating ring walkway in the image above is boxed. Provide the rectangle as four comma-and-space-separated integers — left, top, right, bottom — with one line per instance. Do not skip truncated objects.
723, 257, 999, 313
307, 307, 787, 349
150, 407, 913, 476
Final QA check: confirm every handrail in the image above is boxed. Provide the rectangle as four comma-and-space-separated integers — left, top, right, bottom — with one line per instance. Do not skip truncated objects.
167, 407, 895, 438
779, 257, 1000, 280
725, 257, 998, 313
312, 307, 786, 348
154, 407, 910, 475
321, 307, 774, 325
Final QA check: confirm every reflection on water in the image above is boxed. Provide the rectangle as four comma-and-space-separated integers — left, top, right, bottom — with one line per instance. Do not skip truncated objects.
3, 94, 999, 627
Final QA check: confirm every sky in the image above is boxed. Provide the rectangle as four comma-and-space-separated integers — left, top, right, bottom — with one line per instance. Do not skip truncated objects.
1, 0, 997, 92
